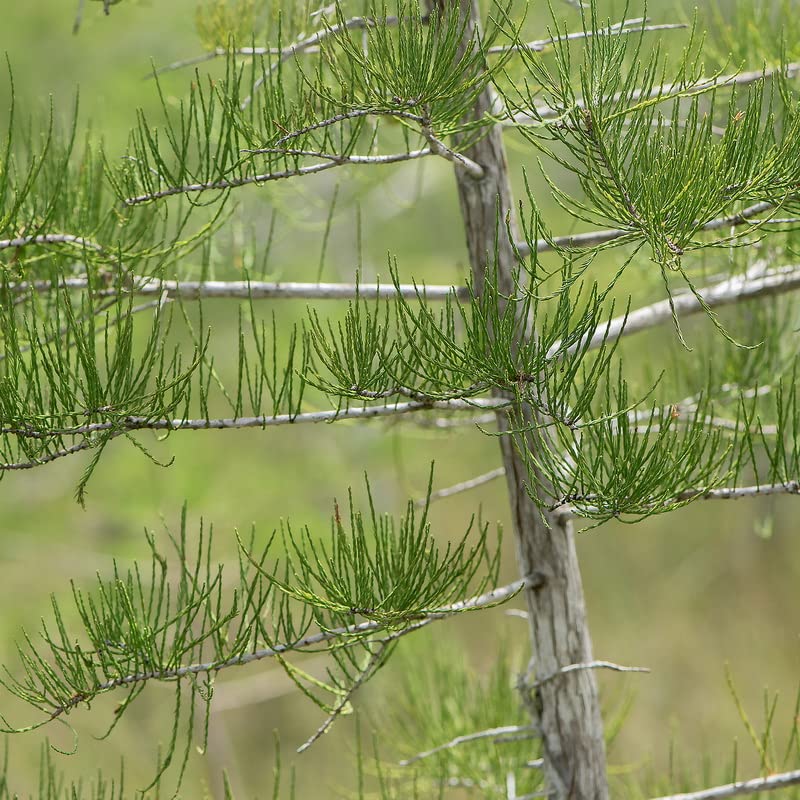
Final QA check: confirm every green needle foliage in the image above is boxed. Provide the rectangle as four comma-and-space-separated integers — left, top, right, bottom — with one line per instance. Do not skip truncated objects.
0, 483, 502, 789
257, 470, 500, 626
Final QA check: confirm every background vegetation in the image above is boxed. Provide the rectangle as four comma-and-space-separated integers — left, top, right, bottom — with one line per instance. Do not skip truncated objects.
1, 0, 799, 796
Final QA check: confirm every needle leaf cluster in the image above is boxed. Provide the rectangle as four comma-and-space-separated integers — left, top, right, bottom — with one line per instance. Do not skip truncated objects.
0, 483, 504, 782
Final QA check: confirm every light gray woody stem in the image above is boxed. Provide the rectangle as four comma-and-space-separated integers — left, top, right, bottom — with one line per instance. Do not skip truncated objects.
423, 1, 609, 798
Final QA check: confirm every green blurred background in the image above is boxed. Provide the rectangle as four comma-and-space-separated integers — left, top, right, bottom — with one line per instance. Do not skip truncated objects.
1, 0, 799, 797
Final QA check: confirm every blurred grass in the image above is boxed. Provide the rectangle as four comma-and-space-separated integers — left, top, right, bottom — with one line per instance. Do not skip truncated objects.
1, 1, 799, 797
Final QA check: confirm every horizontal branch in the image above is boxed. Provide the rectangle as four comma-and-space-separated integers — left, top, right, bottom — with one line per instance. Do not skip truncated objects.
12, 276, 469, 302
521, 201, 789, 257
49, 578, 528, 718
650, 768, 800, 800
124, 148, 432, 205
0, 234, 105, 252
1, 399, 511, 472
488, 19, 686, 54
556, 481, 800, 520
0, 440, 95, 471
511, 62, 800, 125
6, 398, 506, 439
678, 481, 800, 502
399, 724, 542, 767
564, 261, 800, 354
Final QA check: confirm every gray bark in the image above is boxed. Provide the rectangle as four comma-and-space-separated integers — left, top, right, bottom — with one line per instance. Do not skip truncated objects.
425, 1, 610, 797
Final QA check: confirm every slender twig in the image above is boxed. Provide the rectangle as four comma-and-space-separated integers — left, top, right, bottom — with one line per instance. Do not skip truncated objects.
210, 656, 330, 712
488, 20, 686, 54
150, 15, 400, 79
415, 466, 506, 506
629, 415, 777, 437
124, 149, 432, 205
255, 134, 484, 177
149, 48, 231, 76
420, 120, 485, 179
399, 724, 542, 767
297, 640, 390, 753
532, 660, 650, 689
510, 62, 800, 125
47, 578, 529, 719
240, 15, 407, 110
353, 383, 486, 402
270, 107, 426, 147
649, 768, 800, 800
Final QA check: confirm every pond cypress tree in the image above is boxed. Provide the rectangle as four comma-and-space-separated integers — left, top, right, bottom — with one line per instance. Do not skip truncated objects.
2, 1, 800, 798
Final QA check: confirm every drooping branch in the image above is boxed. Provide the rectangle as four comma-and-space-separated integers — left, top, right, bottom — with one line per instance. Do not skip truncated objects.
297, 639, 391, 753
649, 769, 800, 800
46, 578, 529, 719
0, 440, 96, 471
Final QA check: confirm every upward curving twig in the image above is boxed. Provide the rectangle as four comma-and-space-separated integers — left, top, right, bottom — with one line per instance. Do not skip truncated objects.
649, 768, 800, 800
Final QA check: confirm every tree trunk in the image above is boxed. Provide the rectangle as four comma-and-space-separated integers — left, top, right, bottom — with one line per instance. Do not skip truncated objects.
425, 1, 610, 797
